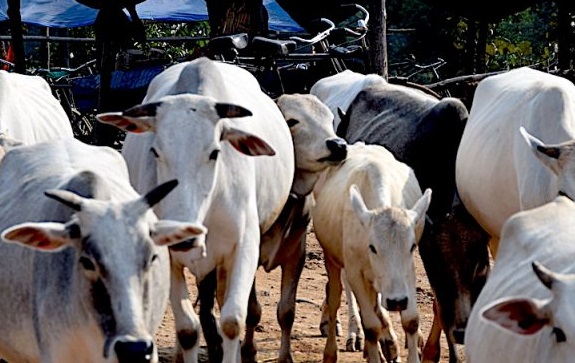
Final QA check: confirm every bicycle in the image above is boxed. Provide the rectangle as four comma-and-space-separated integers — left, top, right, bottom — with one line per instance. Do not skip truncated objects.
208, 3, 370, 98
32, 59, 99, 144
389, 56, 451, 98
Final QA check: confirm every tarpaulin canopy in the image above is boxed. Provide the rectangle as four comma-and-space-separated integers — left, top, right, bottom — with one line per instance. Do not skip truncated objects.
0, 0, 304, 32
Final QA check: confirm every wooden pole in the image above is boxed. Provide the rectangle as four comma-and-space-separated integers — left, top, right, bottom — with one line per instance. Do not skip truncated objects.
368, 0, 388, 78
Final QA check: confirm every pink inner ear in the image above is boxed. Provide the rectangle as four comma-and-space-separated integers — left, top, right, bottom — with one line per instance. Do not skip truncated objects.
483, 299, 549, 335
228, 135, 275, 156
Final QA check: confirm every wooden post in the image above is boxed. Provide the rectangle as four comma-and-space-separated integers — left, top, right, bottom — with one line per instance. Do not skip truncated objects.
368, 0, 388, 79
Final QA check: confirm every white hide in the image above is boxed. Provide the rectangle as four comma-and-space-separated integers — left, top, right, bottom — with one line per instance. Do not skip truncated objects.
465, 196, 575, 363
455, 67, 575, 256
0, 70, 73, 143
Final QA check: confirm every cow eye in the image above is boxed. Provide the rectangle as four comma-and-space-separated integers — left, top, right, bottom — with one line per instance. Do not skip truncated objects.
369, 244, 377, 254
286, 118, 299, 128
209, 149, 220, 160
150, 147, 159, 158
79, 255, 96, 271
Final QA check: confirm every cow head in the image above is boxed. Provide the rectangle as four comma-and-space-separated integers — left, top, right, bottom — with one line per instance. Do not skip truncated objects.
520, 126, 575, 200
1, 179, 206, 363
276, 94, 348, 197
350, 184, 432, 312
96, 93, 275, 229
481, 260, 575, 346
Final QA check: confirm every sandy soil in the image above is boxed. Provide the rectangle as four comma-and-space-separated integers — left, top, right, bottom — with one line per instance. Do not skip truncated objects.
155, 227, 462, 363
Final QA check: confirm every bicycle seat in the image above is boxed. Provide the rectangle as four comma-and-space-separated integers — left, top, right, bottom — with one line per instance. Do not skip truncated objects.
209, 33, 249, 53
251, 36, 296, 56
329, 45, 364, 57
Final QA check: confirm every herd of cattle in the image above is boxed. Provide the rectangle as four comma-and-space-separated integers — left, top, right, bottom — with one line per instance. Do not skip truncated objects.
0, 57, 573, 363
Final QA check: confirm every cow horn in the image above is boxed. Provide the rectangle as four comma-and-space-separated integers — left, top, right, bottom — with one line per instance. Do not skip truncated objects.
143, 179, 179, 208
44, 189, 84, 211
123, 102, 162, 118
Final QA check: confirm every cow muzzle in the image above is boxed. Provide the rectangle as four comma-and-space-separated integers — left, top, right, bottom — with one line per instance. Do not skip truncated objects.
114, 338, 155, 363
385, 297, 408, 312
318, 138, 348, 164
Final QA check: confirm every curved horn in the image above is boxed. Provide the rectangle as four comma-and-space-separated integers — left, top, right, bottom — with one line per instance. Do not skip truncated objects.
532, 260, 556, 289
144, 179, 179, 208
123, 102, 162, 118
44, 189, 84, 211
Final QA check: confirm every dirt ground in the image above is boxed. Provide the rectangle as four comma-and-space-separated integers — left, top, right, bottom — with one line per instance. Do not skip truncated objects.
155, 226, 462, 363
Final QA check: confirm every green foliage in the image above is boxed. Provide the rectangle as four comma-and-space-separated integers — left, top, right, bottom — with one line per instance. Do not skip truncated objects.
385, 0, 561, 80
143, 21, 210, 59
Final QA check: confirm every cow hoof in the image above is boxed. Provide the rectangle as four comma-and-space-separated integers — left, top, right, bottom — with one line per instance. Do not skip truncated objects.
380, 338, 400, 363
345, 334, 364, 352
240, 342, 257, 363
319, 320, 342, 337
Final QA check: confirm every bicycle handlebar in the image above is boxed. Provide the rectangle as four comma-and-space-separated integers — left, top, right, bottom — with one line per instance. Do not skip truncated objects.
341, 3, 369, 34
289, 18, 336, 44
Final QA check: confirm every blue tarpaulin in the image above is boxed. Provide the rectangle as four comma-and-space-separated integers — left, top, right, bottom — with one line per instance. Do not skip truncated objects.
0, 0, 304, 32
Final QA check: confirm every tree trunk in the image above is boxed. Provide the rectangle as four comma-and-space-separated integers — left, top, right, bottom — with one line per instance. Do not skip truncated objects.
368, 0, 388, 78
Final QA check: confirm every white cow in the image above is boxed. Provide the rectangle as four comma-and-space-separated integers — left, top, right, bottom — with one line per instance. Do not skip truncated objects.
196, 93, 348, 363
0, 137, 205, 363
465, 196, 575, 363
312, 142, 432, 363
96, 57, 295, 363
0, 70, 73, 143
456, 67, 575, 257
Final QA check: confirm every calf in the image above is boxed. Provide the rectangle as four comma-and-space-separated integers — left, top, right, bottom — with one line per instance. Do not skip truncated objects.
0, 137, 204, 363
312, 142, 431, 363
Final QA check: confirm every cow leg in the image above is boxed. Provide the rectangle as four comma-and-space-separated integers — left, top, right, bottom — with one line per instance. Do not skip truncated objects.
241, 280, 260, 363
276, 234, 306, 363
169, 259, 201, 363
323, 259, 342, 363
400, 298, 423, 363
198, 269, 223, 363
346, 271, 388, 363
342, 269, 364, 352
421, 299, 441, 363
219, 228, 260, 363
319, 292, 343, 337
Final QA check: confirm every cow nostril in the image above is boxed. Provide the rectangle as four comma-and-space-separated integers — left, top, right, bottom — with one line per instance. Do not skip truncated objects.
326, 138, 348, 160
385, 297, 408, 312
115, 340, 154, 363
453, 328, 465, 344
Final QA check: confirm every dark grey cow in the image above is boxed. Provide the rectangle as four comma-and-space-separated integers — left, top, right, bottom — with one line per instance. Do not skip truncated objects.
0, 137, 205, 363
311, 69, 490, 362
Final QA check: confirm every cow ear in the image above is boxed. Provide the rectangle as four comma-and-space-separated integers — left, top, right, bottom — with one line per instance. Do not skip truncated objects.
519, 127, 561, 174
151, 220, 208, 260
96, 102, 161, 134
349, 184, 372, 227
2, 222, 72, 252
408, 189, 432, 225
481, 297, 550, 335
221, 126, 276, 156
